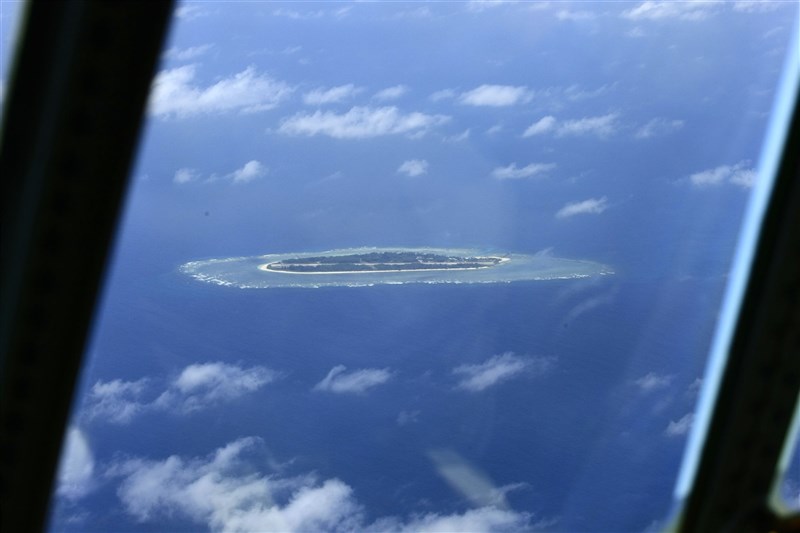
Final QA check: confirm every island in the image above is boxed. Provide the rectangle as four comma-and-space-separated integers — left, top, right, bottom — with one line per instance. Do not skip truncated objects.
180, 247, 613, 289
260, 251, 509, 274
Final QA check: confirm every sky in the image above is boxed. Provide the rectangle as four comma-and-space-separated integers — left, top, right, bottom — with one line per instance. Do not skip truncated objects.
1, 1, 798, 532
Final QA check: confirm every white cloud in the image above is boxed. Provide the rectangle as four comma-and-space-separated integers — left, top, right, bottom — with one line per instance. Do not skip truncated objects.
491, 162, 556, 180
486, 124, 504, 135
149, 65, 293, 119
666, 413, 694, 437
174, 168, 200, 184
634, 372, 674, 393
57, 427, 95, 501
163, 44, 213, 62
556, 113, 619, 137
523, 114, 619, 138
733, 1, 782, 13
155, 362, 278, 413
225, 160, 267, 184
109, 438, 362, 530
689, 161, 756, 188
398, 159, 429, 177
429, 89, 457, 102
278, 106, 449, 139
303, 84, 362, 105
467, 0, 517, 12
564, 84, 614, 101
445, 129, 471, 142
622, 1, 721, 21
373, 85, 409, 101
314, 365, 392, 394
174, 4, 210, 20
459, 85, 532, 107
396, 410, 420, 426
382, 507, 539, 532
627, 26, 647, 38
177, 161, 268, 185
453, 352, 552, 392
523, 116, 556, 137
729, 167, 757, 188
635, 118, 684, 139
556, 10, 596, 21
109, 438, 540, 532
273, 8, 325, 20
556, 197, 609, 219
85, 378, 150, 424
85, 363, 276, 423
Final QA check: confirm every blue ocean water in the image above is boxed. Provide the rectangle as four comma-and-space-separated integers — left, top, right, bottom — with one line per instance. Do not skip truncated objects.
50, 233, 725, 531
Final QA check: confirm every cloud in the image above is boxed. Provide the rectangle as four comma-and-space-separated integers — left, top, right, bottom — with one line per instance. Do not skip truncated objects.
555, 197, 609, 219
555, 197, 609, 218
174, 4, 210, 20
627, 26, 647, 37
56, 427, 95, 501
373, 85, 409, 101
278, 106, 449, 139
314, 365, 392, 394
635, 118, 684, 139
155, 363, 278, 414
523, 114, 619, 138
108, 438, 540, 532
459, 85, 533, 107
466, 0, 517, 12
109, 438, 362, 530
634, 372, 674, 393
429, 89, 457, 102
273, 8, 325, 20
557, 113, 619, 137
622, 1, 721, 21
85, 378, 150, 424
381, 507, 542, 532
149, 65, 293, 118
666, 413, 694, 437
732, 1, 782, 12
486, 124, 503, 135
688, 161, 756, 188
453, 352, 553, 392
491, 162, 556, 180
398, 159, 429, 177
174, 168, 200, 184
396, 410, 420, 426
523, 116, 556, 137
556, 10, 597, 21
84, 363, 276, 423
176, 161, 267, 185
163, 44, 213, 62
303, 84, 362, 105
224, 160, 267, 183
445, 129, 471, 142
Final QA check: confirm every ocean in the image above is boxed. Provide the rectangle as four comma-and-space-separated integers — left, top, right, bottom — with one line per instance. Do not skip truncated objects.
53, 237, 724, 531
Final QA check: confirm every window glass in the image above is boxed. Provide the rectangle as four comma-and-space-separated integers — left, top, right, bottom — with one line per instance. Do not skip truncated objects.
48, 2, 798, 532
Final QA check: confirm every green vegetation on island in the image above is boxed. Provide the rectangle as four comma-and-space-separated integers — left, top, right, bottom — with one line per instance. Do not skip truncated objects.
264, 251, 506, 274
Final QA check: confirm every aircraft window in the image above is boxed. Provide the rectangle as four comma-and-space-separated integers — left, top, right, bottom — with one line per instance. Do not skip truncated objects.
46, 2, 799, 532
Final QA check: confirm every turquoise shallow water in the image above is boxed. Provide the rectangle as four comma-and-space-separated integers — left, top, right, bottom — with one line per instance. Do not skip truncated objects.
180, 247, 615, 289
